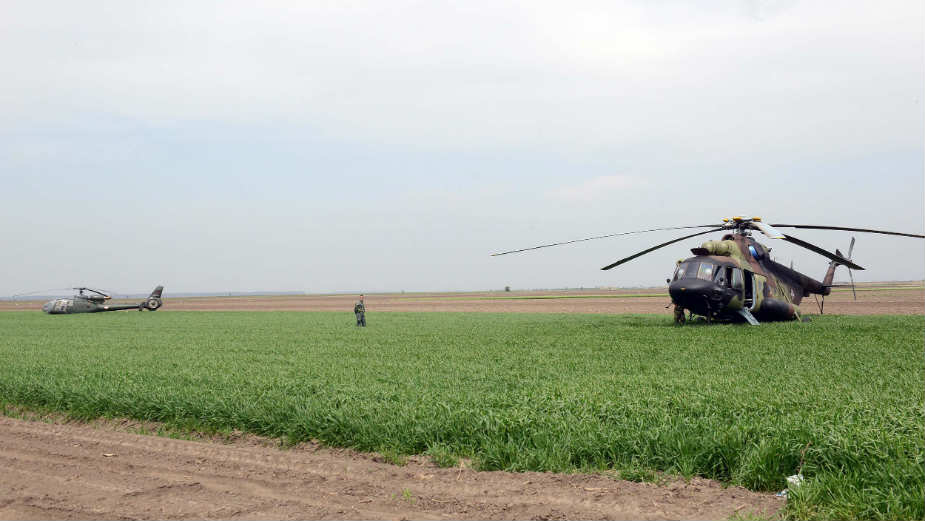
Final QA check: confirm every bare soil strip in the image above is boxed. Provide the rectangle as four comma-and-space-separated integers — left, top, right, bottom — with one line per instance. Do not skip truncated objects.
0, 416, 782, 520
128, 284, 925, 315
5, 283, 920, 315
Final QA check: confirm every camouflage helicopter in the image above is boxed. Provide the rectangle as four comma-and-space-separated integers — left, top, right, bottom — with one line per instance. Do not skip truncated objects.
492, 217, 924, 325
42, 286, 164, 314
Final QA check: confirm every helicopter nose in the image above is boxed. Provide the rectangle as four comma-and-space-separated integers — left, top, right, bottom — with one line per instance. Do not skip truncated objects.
669, 278, 724, 315
42, 301, 52, 312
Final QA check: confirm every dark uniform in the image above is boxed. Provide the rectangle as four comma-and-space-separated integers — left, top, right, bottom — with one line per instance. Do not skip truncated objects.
354, 299, 366, 327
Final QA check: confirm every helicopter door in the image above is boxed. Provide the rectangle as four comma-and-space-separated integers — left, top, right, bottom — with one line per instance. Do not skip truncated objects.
730, 268, 744, 294
724, 267, 744, 306
751, 276, 767, 311
743, 271, 754, 309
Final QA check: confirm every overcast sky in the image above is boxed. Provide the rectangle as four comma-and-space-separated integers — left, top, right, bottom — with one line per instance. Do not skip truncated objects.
1, 0, 922, 295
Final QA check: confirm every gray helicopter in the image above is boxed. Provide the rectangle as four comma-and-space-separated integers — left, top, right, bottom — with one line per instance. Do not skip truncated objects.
42, 286, 164, 314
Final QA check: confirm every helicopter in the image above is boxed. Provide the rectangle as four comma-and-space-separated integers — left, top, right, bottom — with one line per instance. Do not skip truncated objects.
492, 217, 924, 325
41, 286, 164, 314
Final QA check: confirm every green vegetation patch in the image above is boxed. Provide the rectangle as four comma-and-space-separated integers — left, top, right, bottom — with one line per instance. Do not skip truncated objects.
0, 312, 921, 520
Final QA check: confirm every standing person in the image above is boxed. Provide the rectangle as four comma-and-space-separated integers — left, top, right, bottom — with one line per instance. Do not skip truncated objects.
354, 294, 366, 327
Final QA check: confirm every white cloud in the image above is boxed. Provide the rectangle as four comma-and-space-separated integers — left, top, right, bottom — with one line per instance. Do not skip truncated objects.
548, 175, 642, 202
1, 0, 920, 156
0, 0, 922, 293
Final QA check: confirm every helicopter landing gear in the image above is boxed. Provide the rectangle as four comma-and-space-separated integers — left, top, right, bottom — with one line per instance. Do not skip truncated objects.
673, 305, 686, 325
702, 298, 714, 324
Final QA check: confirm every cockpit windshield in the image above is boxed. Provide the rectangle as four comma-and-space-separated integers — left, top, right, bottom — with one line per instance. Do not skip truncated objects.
674, 260, 720, 282
674, 261, 697, 281
696, 262, 716, 281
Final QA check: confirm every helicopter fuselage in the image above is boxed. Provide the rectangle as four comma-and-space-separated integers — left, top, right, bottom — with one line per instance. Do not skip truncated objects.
41, 298, 148, 314
41, 286, 164, 315
492, 215, 923, 325
667, 234, 827, 323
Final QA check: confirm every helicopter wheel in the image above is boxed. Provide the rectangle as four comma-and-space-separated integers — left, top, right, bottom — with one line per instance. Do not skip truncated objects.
673, 306, 686, 325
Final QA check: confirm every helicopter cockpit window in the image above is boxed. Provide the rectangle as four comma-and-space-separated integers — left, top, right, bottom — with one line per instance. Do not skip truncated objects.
674, 261, 698, 281
696, 262, 715, 281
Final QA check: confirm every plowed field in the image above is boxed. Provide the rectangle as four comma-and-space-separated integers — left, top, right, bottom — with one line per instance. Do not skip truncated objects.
0, 415, 782, 520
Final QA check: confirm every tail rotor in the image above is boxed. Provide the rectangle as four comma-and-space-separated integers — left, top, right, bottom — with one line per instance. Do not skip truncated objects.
846, 237, 857, 300
141, 285, 164, 311
818, 236, 858, 314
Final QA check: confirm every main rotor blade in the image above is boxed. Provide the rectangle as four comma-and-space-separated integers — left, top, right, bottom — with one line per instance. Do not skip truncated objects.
490, 224, 722, 257
10, 288, 71, 298
782, 234, 865, 270
770, 224, 925, 239
601, 228, 725, 270
847, 236, 855, 259
750, 221, 785, 239
77, 287, 111, 298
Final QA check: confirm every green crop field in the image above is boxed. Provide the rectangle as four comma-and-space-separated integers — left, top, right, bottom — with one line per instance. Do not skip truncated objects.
0, 311, 921, 520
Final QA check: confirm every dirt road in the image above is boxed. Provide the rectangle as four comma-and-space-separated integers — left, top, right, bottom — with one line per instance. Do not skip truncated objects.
0, 416, 781, 520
